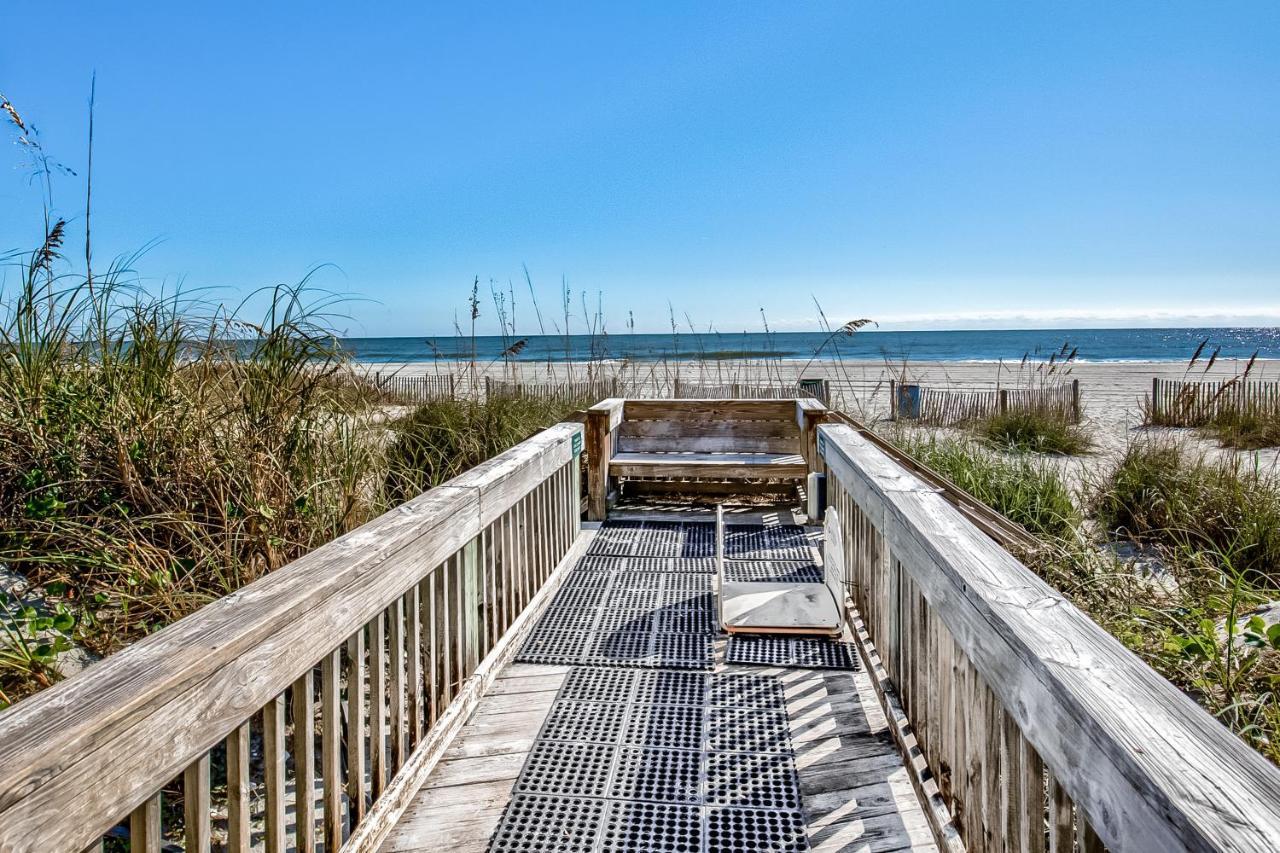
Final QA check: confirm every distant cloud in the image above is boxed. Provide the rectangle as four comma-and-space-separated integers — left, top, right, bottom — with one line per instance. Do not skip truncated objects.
771, 306, 1280, 332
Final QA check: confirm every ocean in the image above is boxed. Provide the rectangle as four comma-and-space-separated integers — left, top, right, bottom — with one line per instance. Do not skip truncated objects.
337, 327, 1280, 364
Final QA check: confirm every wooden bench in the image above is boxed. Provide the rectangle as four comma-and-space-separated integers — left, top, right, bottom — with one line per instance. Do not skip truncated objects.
586, 397, 828, 519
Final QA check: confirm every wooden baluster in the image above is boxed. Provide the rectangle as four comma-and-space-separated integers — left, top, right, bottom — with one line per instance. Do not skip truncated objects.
964, 662, 984, 849
1001, 708, 1022, 853
1021, 734, 1047, 853
441, 558, 453, 706
183, 752, 211, 852
389, 595, 406, 772
1047, 773, 1075, 853
346, 628, 368, 828
464, 536, 482, 675
1077, 817, 1105, 853
426, 572, 439, 725
227, 721, 251, 852
980, 681, 1002, 852
322, 649, 344, 850
129, 793, 162, 853
293, 670, 316, 852
369, 611, 387, 797
408, 582, 424, 747
263, 693, 287, 853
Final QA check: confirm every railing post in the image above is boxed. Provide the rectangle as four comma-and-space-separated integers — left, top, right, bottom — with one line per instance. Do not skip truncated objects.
586, 399, 621, 521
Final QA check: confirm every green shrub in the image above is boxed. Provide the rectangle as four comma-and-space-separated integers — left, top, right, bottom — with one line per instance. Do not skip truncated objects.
383, 395, 589, 503
888, 431, 1079, 538
1092, 441, 1280, 581
976, 409, 1091, 455
1203, 410, 1280, 450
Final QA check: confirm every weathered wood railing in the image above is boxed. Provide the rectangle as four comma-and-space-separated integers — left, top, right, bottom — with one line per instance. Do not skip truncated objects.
0, 422, 584, 853
818, 422, 1280, 852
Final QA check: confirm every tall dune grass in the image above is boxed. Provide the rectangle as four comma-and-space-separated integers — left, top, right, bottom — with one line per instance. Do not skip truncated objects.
0, 243, 384, 703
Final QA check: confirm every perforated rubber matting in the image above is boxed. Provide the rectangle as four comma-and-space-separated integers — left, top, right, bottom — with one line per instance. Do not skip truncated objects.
491, 665, 809, 852
725, 635, 860, 671
721, 561, 824, 584
493, 521, 820, 852
517, 524, 721, 670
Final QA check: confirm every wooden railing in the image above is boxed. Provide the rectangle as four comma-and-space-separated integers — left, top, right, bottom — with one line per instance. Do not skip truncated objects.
0, 422, 584, 853
818, 422, 1280, 852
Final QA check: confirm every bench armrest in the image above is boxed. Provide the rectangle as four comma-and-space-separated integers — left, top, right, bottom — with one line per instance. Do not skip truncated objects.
796, 398, 829, 474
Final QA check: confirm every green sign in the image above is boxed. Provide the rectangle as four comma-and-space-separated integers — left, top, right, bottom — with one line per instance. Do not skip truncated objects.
572, 432, 583, 457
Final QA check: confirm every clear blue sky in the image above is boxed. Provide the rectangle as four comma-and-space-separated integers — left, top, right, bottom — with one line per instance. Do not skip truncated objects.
2, 2, 1278, 335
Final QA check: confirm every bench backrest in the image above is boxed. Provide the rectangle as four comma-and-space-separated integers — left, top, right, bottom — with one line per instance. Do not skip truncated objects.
615, 399, 803, 455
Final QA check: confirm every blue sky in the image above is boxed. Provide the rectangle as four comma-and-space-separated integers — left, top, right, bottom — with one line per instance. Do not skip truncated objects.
2, 2, 1278, 335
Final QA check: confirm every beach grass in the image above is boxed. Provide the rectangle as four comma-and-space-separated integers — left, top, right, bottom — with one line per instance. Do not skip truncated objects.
886, 430, 1080, 538
383, 394, 591, 503
976, 408, 1092, 455
1092, 440, 1280, 582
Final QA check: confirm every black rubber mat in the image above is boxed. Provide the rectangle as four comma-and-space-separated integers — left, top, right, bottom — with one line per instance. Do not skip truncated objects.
488, 793, 607, 853
706, 806, 810, 853
708, 672, 787, 710
632, 670, 709, 707
539, 700, 627, 745
725, 636, 859, 670
514, 740, 615, 798
707, 707, 792, 754
577, 554, 716, 574
622, 702, 705, 751
609, 745, 702, 804
493, 518, 821, 853
560, 666, 636, 704
586, 522, 715, 559
722, 561, 824, 584
724, 524, 819, 561
599, 801, 704, 853
705, 751, 803, 809
490, 663, 809, 853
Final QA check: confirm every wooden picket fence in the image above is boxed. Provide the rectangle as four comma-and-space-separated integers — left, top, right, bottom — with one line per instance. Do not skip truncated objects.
485, 376, 620, 402
370, 372, 458, 402
891, 379, 1081, 427
1148, 377, 1280, 427
672, 379, 829, 401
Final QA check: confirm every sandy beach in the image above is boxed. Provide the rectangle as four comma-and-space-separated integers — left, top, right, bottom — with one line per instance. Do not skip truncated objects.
364, 357, 1280, 491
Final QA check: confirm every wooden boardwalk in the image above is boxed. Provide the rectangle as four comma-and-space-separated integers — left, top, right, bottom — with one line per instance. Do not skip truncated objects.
382, 651, 937, 851
10, 403, 1280, 853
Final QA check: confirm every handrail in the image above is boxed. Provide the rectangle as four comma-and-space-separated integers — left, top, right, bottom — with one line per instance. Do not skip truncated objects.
824, 410, 1040, 554
0, 421, 584, 853
818, 422, 1280, 852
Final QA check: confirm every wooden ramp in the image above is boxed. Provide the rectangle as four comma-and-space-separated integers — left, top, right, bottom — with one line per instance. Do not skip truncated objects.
380, 518, 938, 853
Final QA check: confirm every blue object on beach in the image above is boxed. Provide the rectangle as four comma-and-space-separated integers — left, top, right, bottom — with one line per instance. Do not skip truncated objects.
896, 383, 921, 419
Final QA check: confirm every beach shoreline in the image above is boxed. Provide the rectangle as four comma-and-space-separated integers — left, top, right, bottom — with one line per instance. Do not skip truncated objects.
355, 357, 1280, 487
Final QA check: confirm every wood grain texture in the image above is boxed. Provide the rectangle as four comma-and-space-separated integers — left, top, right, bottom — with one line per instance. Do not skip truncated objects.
622, 398, 797, 421
609, 451, 807, 479
819, 421, 1280, 852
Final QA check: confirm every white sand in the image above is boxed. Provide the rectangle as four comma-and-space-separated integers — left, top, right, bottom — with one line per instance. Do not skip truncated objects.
360, 357, 1280, 490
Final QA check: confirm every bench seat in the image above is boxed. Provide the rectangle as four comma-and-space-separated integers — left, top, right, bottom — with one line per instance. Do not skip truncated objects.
609, 451, 807, 479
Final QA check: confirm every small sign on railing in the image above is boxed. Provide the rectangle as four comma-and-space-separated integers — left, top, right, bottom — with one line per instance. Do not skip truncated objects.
572, 432, 583, 457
